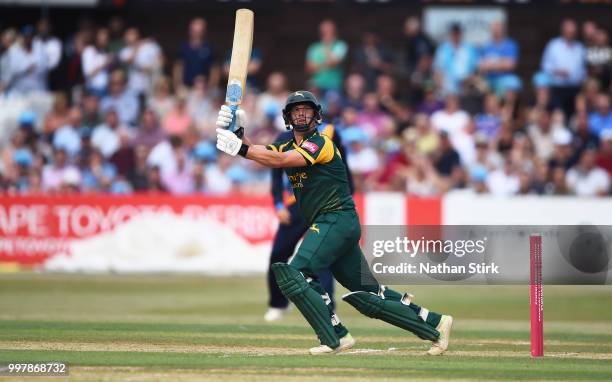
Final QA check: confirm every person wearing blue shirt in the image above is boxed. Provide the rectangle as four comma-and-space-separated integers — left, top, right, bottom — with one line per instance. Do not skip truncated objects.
173, 18, 219, 89
433, 23, 478, 95
541, 19, 586, 117
588, 93, 612, 136
81, 150, 117, 192
478, 21, 519, 96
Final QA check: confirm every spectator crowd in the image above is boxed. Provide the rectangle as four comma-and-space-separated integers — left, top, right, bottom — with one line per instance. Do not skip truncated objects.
1, 14, 612, 197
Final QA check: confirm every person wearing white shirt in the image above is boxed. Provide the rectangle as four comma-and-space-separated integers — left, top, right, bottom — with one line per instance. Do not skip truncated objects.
527, 109, 566, 161
82, 28, 112, 96
431, 95, 474, 165
147, 135, 183, 177
486, 159, 520, 196
6, 25, 48, 95
42, 148, 81, 192
119, 28, 162, 97
541, 19, 586, 117
91, 109, 124, 158
566, 148, 610, 196
33, 18, 62, 72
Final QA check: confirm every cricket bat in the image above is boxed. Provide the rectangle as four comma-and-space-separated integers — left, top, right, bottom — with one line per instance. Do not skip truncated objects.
225, 8, 254, 132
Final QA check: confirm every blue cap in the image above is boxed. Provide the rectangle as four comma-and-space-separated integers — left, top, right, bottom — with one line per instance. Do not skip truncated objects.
80, 127, 93, 139
341, 127, 369, 145
533, 72, 551, 88
470, 166, 488, 183
18, 110, 36, 126
110, 180, 133, 194
194, 141, 217, 162
498, 75, 522, 92
263, 100, 280, 119
13, 148, 33, 167
227, 166, 249, 184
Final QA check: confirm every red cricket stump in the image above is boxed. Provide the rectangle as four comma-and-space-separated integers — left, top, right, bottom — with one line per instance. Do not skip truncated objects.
530, 234, 543, 357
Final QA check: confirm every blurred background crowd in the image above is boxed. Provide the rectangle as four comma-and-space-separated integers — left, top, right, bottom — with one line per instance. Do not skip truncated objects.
1, 9, 612, 197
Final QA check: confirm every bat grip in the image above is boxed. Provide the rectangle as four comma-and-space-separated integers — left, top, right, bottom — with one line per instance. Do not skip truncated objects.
228, 104, 238, 132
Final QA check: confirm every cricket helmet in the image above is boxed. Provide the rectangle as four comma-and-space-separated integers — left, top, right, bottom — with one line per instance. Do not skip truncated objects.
282, 90, 322, 132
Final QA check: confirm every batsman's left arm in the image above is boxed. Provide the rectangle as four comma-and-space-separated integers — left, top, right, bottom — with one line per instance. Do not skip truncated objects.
215, 105, 306, 167
245, 145, 307, 168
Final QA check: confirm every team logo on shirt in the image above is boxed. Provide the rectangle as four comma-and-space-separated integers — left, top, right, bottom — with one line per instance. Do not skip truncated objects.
310, 224, 320, 234
302, 141, 319, 154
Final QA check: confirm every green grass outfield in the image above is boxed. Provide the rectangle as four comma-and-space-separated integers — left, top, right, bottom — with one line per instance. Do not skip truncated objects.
0, 274, 611, 381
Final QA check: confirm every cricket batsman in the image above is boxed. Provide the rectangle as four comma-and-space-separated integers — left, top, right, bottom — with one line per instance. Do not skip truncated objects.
215, 90, 453, 355
265, 124, 353, 322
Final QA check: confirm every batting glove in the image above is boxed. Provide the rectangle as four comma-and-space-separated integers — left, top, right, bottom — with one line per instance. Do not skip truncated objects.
216, 128, 243, 156
216, 105, 248, 130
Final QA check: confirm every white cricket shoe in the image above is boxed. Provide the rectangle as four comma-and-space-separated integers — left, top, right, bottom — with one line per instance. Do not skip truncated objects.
309, 333, 355, 355
264, 307, 290, 322
427, 315, 453, 355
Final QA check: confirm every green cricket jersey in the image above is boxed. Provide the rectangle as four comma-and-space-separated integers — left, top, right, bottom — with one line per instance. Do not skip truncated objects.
267, 128, 355, 224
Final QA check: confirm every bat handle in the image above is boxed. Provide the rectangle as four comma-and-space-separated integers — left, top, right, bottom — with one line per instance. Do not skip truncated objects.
228, 104, 238, 132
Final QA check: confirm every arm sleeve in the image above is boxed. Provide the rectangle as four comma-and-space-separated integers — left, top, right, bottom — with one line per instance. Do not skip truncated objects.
306, 44, 317, 64
268, 135, 289, 208
541, 40, 555, 73
332, 41, 348, 61
293, 135, 335, 166
271, 166, 284, 208
509, 40, 519, 62
82, 47, 95, 77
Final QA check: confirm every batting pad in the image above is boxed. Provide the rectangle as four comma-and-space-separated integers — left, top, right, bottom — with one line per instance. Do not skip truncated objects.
342, 291, 439, 341
271, 263, 340, 349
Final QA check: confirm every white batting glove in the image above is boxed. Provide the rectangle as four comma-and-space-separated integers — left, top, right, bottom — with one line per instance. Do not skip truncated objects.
216, 105, 248, 129
216, 128, 243, 156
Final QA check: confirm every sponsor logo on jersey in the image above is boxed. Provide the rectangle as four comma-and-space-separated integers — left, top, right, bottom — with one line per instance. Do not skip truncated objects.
302, 141, 319, 154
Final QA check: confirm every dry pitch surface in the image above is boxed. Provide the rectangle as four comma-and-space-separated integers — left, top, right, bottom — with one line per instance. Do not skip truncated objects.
0, 274, 611, 381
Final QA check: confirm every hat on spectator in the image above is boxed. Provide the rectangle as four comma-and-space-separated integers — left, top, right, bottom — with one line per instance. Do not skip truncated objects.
533, 72, 551, 88
498, 75, 522, 93
194, 141, 217, 162
552, 128, 572, 146
342, 127, 368, 145
110, 180, 133, 194
263, 100, 280, 119
80, 127, 93, 139
227, 166, 249, 184
13, 149, 33, 167
18, 110, 36, 127
470, 166, 488, 183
